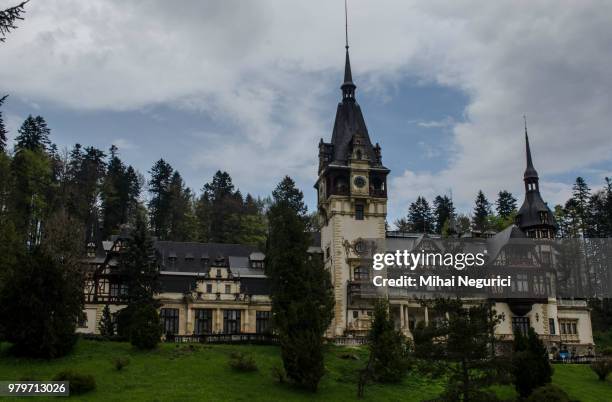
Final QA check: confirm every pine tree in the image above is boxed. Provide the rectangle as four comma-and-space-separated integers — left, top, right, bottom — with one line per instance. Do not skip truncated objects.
197, 170, 244, 243
0, 1, 27, 42
393, 217, 411, 232
167, 171, 196, 241
472, 190, 492, 231
148, 159, 173, 239
98, 304, 115, 337
14, 115, 51, 153
0, 95, 7, 152
405, 196, 433, 233
271, 175, 307, 217
433, 195, 455, 234
496, 190, 517, 219
568, 177, 591, 237
266, 178, 333, 391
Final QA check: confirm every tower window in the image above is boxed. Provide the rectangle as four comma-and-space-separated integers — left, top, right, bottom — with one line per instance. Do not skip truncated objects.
355, 203, 364, 220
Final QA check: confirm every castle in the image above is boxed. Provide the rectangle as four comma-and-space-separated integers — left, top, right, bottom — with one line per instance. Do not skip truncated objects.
79, 39, 594, 356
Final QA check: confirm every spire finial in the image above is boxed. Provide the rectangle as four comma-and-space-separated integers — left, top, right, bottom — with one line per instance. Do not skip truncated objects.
523, 114, 538, 181
345, 0, 349, 50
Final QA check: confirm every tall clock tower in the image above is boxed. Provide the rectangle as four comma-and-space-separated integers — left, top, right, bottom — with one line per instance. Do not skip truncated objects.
316, 44, 389, 336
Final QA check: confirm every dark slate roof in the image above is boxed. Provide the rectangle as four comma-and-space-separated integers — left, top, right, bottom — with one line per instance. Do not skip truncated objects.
155, 241, 260, 273
516, 192, 557, 230
240, 277, 271, 295
486, 225, 529, 262
160, 274, 196, 293
330, 99, 377, 165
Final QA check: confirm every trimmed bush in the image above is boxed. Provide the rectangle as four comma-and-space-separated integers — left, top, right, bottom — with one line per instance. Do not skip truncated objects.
525, 384, 570, 402
590, 359, 612, 381
229, 352, 258, 372
112, 356, 130, 371
52, 370, 96, 395
129, 303, 162, 350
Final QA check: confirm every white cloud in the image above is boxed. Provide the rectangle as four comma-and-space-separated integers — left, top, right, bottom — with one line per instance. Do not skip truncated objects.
1, 0, 611, 218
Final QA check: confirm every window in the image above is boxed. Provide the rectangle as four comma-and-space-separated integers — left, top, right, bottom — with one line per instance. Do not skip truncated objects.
352, 311, 358, 319
223, 310, 241, 334
160, 308, 179, 335
225, 284, 231, 294
78, 312, 88, 328
512, 316, 530, 335
549, 318, 556, 335
256, 311, 271, 334
194, 309, 212, 335
206, 284, 213, 293
250, 261, 264, 269
560, 319, 578, 335
354, 266, 369, 281
355, 203, 364, 220
216, 269, 222, 278
512, 274, 529, 293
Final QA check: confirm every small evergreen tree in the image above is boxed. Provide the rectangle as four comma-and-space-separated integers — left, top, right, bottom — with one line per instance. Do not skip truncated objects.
367, 299, 410, 383
496, 190, 517, 219
402, 196, 433, 233
433, 195, 455, 234
472, 190, 492, 231
271, 175, 307, 217
266, 177, 333, 391
512, 327, 552, 398
98, 304, 115, 337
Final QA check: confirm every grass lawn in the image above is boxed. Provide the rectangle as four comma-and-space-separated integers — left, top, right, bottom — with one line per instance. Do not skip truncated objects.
0, 339, 610, 402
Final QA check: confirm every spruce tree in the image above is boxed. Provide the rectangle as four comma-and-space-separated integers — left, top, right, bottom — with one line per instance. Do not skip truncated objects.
496, 190, 517, 219
167, 171, 196, 241
99, 304, 115, 337
148, 159, 173, 239
367, 299, 410, 383
117, 213, 161, 349
271, 175, 307, 217
197, 170, 244, 243
433, 195, 455, 234
14, 115, 51, 153
406, 196, 433, 233
472, 190, 492, 231
512, 327, 552, 398
266, 178, 333, 391
0, 1, 27, 42
0, 95, 7, 152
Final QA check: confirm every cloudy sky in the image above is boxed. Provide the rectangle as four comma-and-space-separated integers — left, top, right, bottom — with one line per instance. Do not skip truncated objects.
2, 0, 611, 223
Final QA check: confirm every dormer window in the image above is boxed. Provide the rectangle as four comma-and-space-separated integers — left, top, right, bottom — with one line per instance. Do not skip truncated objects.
539, 211, 548, 224
216, 269, 222, 278
355, 203, 364, 220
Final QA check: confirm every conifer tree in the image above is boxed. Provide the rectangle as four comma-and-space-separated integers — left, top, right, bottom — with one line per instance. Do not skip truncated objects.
433, 195, 455, 234
496, 190, 517, 219
167, 171, 196, 241
0, 95, 7, 152
0, 1, 27, 42
148, 159, 173, 239
98, 304, 115, 337
271, 175, 307, 217
512, 327, 552, 398
266, 177, 333, 391
407, 196, 434, 233
472, 190, 492, 231
14, 115, 51, 153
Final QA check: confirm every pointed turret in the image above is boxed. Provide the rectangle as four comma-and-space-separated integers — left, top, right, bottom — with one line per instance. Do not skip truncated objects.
515, 118, 557, 238
341, 48, 356, 101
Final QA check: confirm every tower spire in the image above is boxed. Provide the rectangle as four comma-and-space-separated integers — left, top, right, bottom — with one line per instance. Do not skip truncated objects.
341, 0, 356, 101
524, 115, 538, 179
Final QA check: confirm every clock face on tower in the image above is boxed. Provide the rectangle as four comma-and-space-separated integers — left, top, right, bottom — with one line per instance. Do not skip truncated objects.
353, 175, 366, 189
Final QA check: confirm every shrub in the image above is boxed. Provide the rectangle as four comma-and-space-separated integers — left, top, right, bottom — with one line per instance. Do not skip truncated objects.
598, 346, 612, 357
512, 328, 552, 398
526, 384, 570, 402
0, 249, 81, 358
271, 364, 287, 383
368, 299, 411, 383
590, 359, 612, 381
129, 303, 162, 350
228, 352, 258, 372
52, 370, 96, 395
99, 305, 115, 337
112, 356, 130, 371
